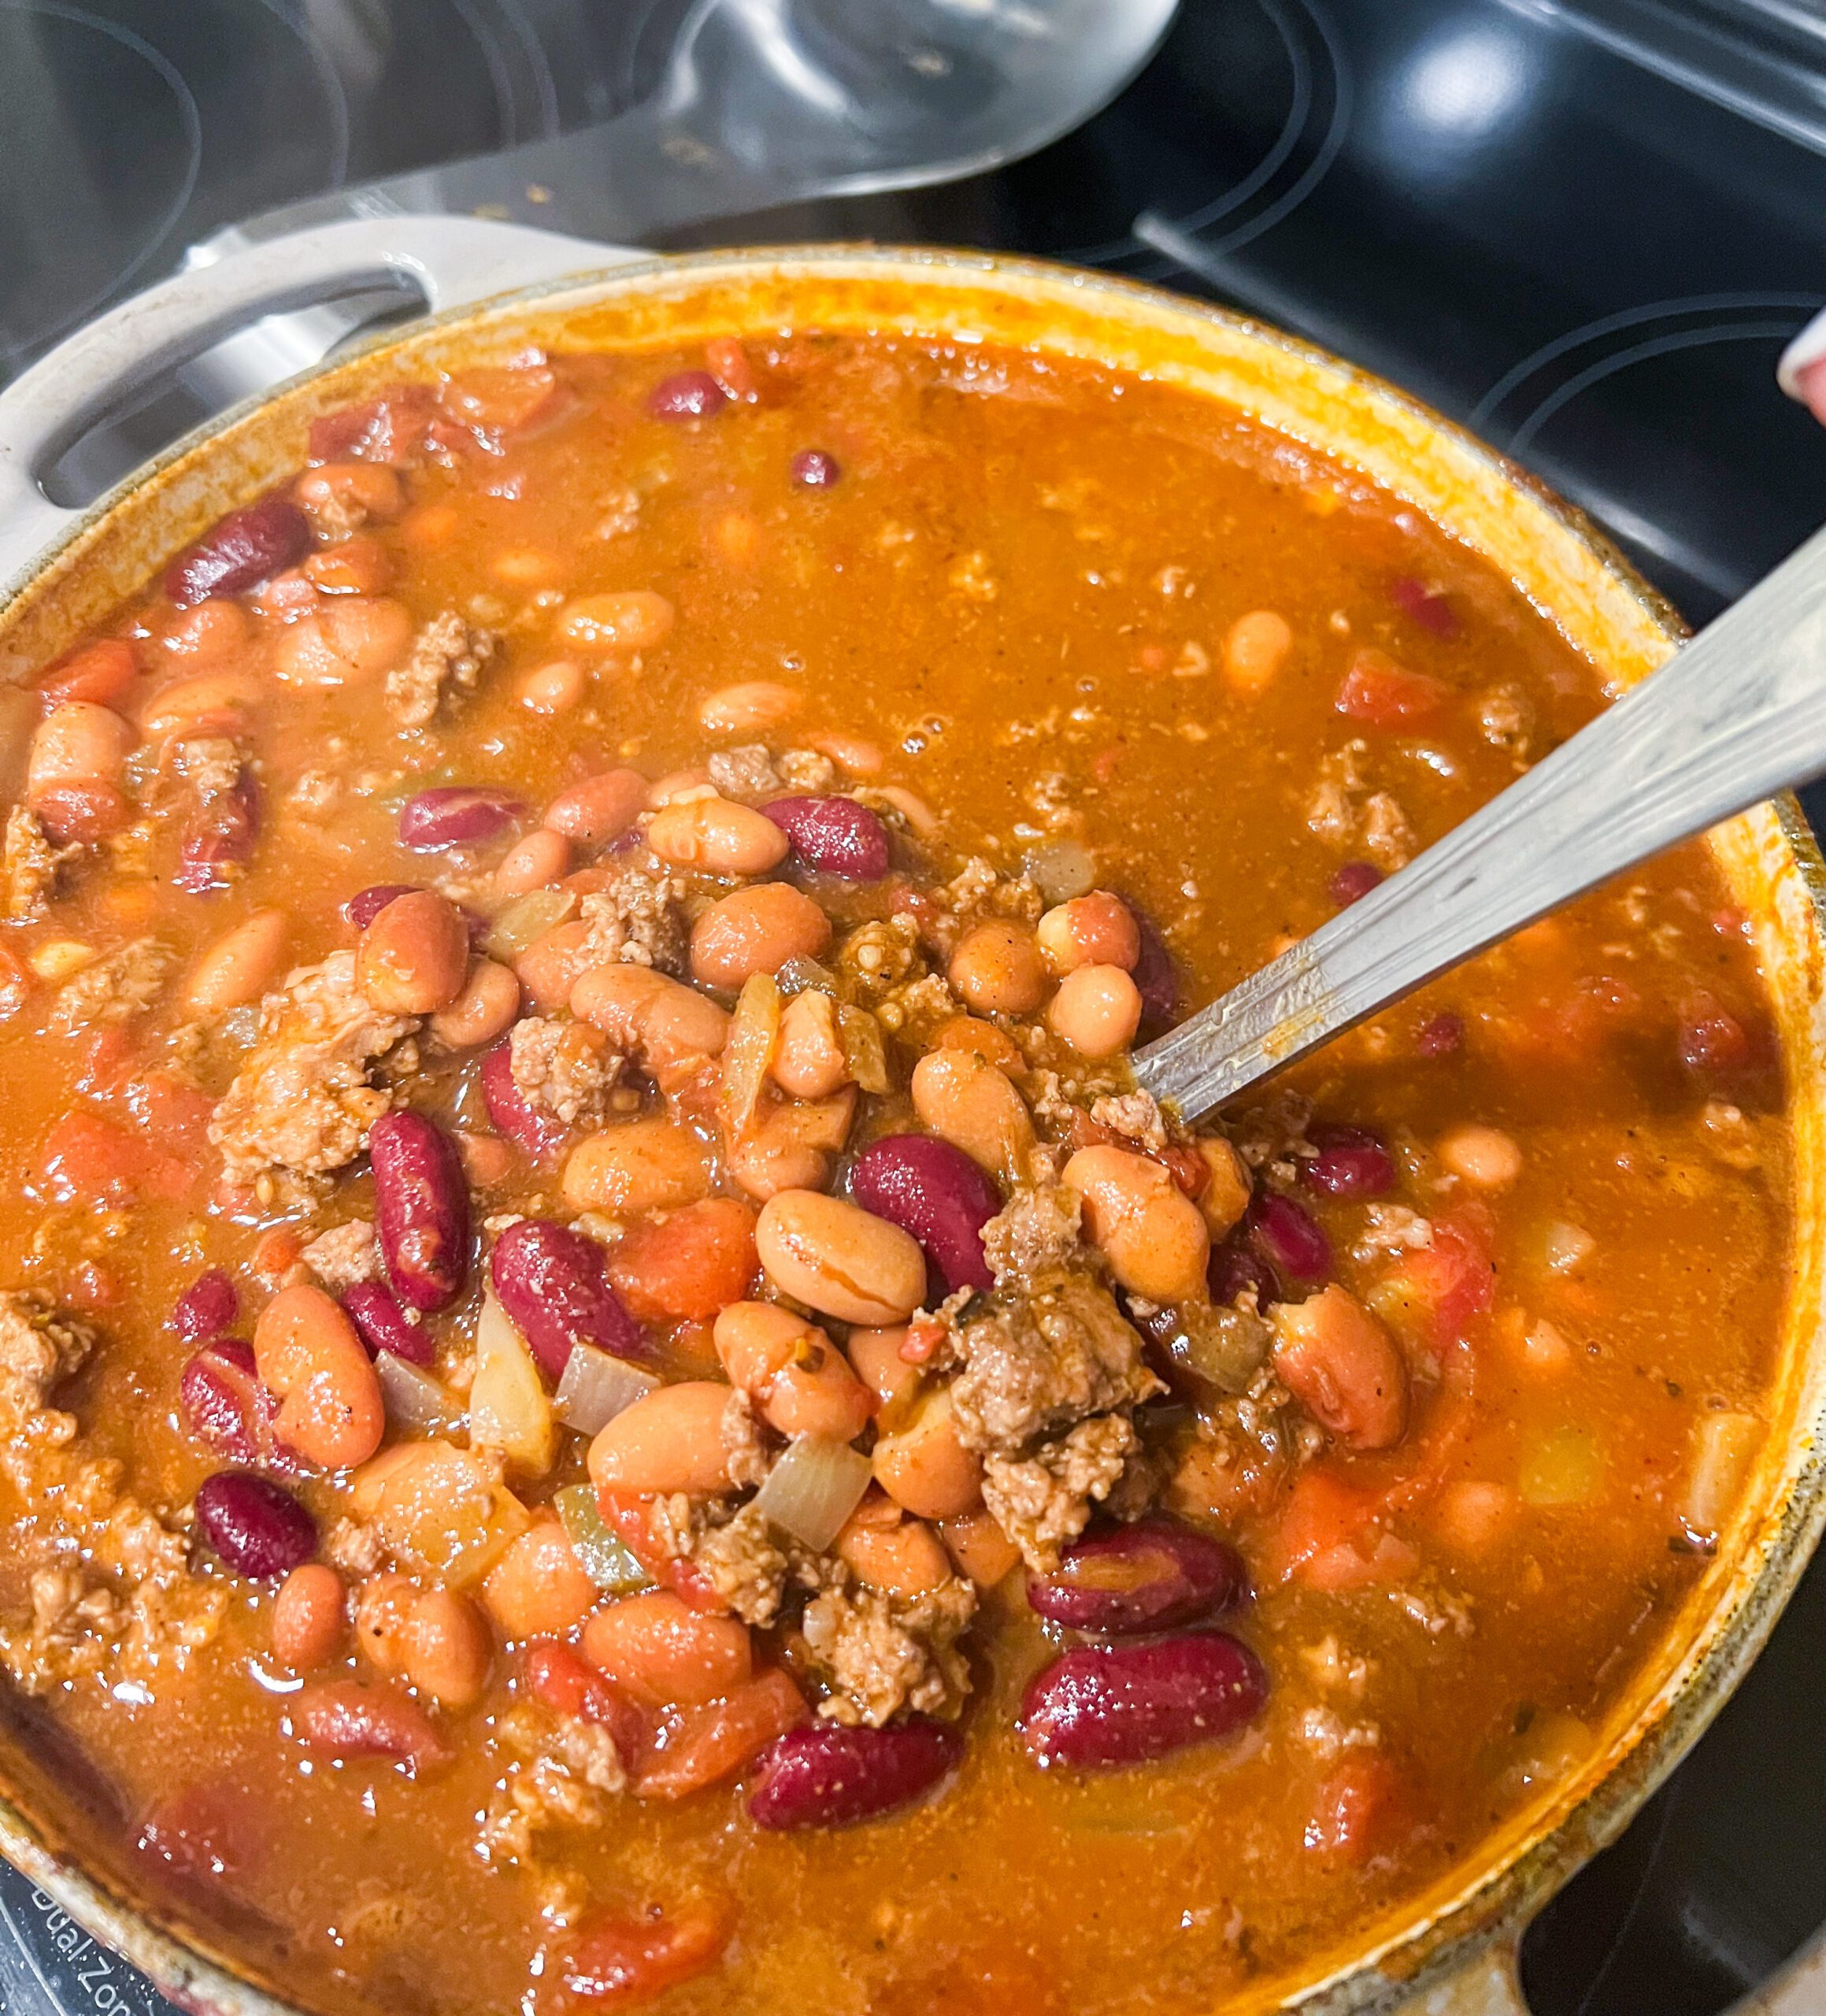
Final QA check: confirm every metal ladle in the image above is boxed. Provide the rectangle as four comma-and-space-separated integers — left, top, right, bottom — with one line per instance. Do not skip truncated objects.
1132, 522, 1826, 1122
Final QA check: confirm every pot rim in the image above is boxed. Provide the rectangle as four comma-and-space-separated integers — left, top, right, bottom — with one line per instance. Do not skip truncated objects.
1, 238, 1822, 2016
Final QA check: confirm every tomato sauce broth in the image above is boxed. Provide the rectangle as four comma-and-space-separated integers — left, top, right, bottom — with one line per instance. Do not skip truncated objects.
0, 333, 1789, 2016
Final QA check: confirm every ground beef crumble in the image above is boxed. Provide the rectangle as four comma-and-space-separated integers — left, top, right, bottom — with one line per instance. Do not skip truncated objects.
49, 939, 174, 1032
4, 807, 77, 921
509, 1017, 621, 1125
980, 1414, 1141, 1573
981, 1184, 1083, 1284
578, 865, 687, 974
209, 952, 418, 1182
0, 1291, 97, 1455
385, 612, 500, 730
301, 1218, 383, 1292
798, 1566, 976, 1727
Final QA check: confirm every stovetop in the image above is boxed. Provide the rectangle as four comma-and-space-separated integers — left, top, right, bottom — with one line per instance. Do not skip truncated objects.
2, 2, 1826, 2011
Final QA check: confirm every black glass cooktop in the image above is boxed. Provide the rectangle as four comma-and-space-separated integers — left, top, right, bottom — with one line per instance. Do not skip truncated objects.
2, 3, 1825, 2012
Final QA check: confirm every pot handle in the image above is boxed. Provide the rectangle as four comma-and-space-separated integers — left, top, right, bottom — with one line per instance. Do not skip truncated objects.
0, 216, 640, 591
1386, 1939, 1530, 2016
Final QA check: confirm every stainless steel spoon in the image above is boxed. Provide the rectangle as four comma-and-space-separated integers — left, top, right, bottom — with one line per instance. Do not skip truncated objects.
1132, 521, 1826, 1124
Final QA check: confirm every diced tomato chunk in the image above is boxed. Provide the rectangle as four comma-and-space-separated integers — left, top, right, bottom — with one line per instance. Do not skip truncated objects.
1305, 1752, 1413, 1864
523, 1640, 647, 1764
594, 1492, 724, 1612
40, 1107, 193, 1206
127, 1070, 217, 1154
703, 336, 757, 401
1387, 573, 1457, 638
559, 1902, 730, 2003
633, 1670, 809, 1802
1373, 1207, 1494, 1351
440, 363, 558, 437
37, 639, 137, 710
1335, 648, 1450, 726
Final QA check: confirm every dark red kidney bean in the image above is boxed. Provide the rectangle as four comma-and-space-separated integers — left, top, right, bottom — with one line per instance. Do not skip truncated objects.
398, 787, 524, 851
480, 1040, 568, 1162
291, 1681, 450, 1772
1021, 1630, 1268, 1770
1129, 910, 1179, 1040
1208, 1235, 1276, 1310
170, 1269, 236, 1343
369, 1111, 469, 1313
173, 771, 259, 895
1249, 1192, 1331, 1282
1389, 573, 1457, 639
1328, 861, 1383, 907
850, 1134, 998, 1297
748, 1718, 961, 1830
343, 884, 419, 931
649, 369, 727, 420
180, 1338, 298, 1473
790, 449, 840, 487
490, 1219, 650, 1379
166, 496, 310, 609
1027, 1518, 1248, 1636
341, 1280, 435, 1366
1415, 1011, 1462, 1057
194, 1471, 316, 1578
762, 796, 891, 880
1678, 996, 1751, 1076
1300, 1123, 1395, 1199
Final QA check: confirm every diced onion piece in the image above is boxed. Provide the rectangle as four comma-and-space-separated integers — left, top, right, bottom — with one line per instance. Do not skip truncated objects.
721, 972, 781, 1140
375, 1352, 468, 1438
1540, 1220, 1596, 1274
469, 1291, 557, 1476
554, 1339, 661, 1436
776, 955, 837, 996
1024, 839, 1096, 905
555, 1483, 654, 1594
1683, 1410, 1761, 1540
1498, 1709, 1595, 1799
485, 888, 576, 961
1518, 1425, 1604, 1506
751, 1433, 872, 1551
838, 1003, 890, 1094
350, 1439, 529, 1586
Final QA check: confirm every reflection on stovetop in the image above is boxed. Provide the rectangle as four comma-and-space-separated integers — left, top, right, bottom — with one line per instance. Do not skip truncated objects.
2, 3, 1826, 2012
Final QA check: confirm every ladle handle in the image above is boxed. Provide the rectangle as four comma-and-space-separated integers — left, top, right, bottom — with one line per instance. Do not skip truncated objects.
1132, 520, 1826, 1123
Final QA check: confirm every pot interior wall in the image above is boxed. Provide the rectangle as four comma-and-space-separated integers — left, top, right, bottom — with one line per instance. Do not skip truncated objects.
0, 246, 1821, 2016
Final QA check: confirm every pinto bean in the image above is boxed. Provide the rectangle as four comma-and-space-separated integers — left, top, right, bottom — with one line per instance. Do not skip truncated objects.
481, 1518, 597, 1640
1026, 1519, 1249, 1635
398, 785, 524, 850
837, 1507, 953, 1596
754, 1191, 926, 1325
725, 1089, 856, 1201
37, 639, 136, 710
184, 908, 290, 1015
398, 1588, 491, 1708
748, 1718, 961, 1830
562, 1118, 713, 1214
1063, 1145, 1210, 1303
1047, 965, 1143, 1058
1035, 893, 1141, 975
161, 596, 253, 666
195, 1471, 317, 1578
587, 1382, 737, 1495
648, 798, 789, 876
28, 702, 131, 822
254, 1284, 385, 1469
354, 1573, 416, 1671
571, 964, 730, 1091
515, 920, 591, 1012
1021, 1632, 1268, 1768
543, 769, 648, 844
167, 496, 310, 606
1195, 1137, 1253, 1237
428, 956, 520, 1051
691, 884, 832, 990
303, 537, 393, 595
761, 796, 891, 880
871, 1386, 981, 1521
909, 1049, 1035, 1181
1222, 610, 1294, 694
698, 681, 801, 736
941, 1509, 1022, 1588
558, 591, 676, 651
272, 1563, 347, 1670
582, 1591, 750, 1708
712, 1301, 872, 1442
291, 1680, 450, 1772
139, 669, 262, 739
948, 921, 1046, 1016
772, 989, 850, 1100
846, 1328, 920, 1414
850, 1134, 999, 1298
1271, 1286, 1409, 1451
369, 1111, 469, 1313
494, 827, 570, 895
489, 1218, 649, 1378
272, 597, 413, 686
356, 891, 469, 1014
1436, 1124, 1523, 1188
295, 462, 404, 524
